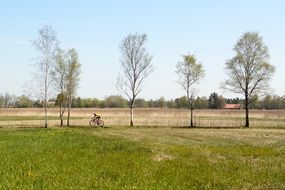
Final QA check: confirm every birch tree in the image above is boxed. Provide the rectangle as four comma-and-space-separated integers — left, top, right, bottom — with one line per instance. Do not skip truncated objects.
65, 48, 81, 126
176, 54, 205, 127
32, 25, 58, 128
116, 33, 153, 126
54, 48, 67, 126
223, 32, 275, 127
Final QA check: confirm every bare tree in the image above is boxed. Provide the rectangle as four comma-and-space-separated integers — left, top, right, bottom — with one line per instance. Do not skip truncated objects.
116, 33, 153, 126
32, 25, 58, 128
223, 32, 275, 127
53, 48, 67, 126
65, 48, 81, 126
4, 92, 12, 107
0, 94, 3, 108
0, 93, 17, 108
176, 54, 205, 127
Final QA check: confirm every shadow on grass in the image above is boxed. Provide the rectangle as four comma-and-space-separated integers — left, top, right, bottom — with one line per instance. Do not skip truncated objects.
171, 126, 244, 129
0, 124, 113, 130
172, 126, 285, 130
1, 125, 284, 130
65, 125, 112, 129
0, 126, 56, 132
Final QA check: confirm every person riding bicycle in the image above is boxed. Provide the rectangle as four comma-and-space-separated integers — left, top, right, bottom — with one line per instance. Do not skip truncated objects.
89, 112, 104, 127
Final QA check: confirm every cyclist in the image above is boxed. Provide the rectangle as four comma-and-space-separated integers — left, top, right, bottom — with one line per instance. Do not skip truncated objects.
89, 112, 104, 127
93, 113, 101, 121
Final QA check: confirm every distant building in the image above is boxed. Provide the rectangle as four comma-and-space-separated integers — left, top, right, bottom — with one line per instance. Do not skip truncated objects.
224, 104, 241, 109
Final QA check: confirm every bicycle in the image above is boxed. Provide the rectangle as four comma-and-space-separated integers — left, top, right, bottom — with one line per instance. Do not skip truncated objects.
89, 115, 104, 127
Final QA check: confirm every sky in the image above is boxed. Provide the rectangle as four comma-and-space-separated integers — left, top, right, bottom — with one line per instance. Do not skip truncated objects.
0, 0, 284, 100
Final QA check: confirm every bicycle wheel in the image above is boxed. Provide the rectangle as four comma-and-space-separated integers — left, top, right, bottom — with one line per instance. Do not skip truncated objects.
89, 119, 96, 126
98, 120, 104, 127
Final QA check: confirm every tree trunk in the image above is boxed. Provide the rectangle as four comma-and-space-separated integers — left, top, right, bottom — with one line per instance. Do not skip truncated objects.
245, 95, 249, 127
44, 74, 48, 128
60, 115, 63, 126
129, 99, 135, 126
130, 105, 134, 126
44, 92, 48, 128
59, 103, 63, 126
67, 107, 70, 126
44, 104, 48, 128
188, 96, 194, 128
67, 99, 71, 126
190, 108, 193, 127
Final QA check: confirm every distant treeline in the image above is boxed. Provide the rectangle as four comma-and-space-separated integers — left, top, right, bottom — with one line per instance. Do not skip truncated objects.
1, 92, 285, 110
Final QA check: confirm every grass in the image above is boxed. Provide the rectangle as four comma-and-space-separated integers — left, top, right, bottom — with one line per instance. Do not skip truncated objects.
1, 108, 285, 127
0, 127, 284, 189
0, 128, 151, 189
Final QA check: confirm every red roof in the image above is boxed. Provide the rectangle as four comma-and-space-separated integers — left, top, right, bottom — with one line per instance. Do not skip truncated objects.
224, 104, 240, 109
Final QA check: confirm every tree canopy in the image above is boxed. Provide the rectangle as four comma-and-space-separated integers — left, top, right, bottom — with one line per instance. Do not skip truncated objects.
223, 32, 275, 127
176, 54, 205, 127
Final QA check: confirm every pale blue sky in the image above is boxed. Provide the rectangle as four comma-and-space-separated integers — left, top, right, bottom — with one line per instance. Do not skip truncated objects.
0, 0, 284, 99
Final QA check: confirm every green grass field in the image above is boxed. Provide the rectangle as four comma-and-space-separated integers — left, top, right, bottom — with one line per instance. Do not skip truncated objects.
0, 126, 284, 189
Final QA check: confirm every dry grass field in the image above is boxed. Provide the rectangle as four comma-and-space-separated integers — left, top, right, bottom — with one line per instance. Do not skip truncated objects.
1, 108, 285, 128
1, 109, 284, 189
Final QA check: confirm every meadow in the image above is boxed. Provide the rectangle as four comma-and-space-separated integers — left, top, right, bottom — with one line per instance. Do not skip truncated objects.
1, 108, 285, 128
0, 108, 284, 189
0, 127, 284, 189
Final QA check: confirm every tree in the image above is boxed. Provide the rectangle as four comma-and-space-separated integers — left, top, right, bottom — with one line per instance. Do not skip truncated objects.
53, 48, 67, 126
92, 98, 103, 108
249, 94, 260, 109
175, 96, 189, 108
104, 95, 128, 108
4, 93, 12, 107
32, 25, 59, 128
65, 48, 81, 126
195, 96, 208, 109
218, 95, 226, 109
226, 97, 242, 104
134, 98, 147, 108
208, 92, 225, 109
73, 97, 84, 108
116, 33, 153, 126
208, 92, 220, 109
157, 97, 167, 108
176, 54, 205, 127
0, 94, 4, 107
260, 95, 272, 109
223, 32, 275, 127
166, 99, 177, 108
259, 95, 285, 109
17, 95, 33, 108
271, 95, 285, 109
